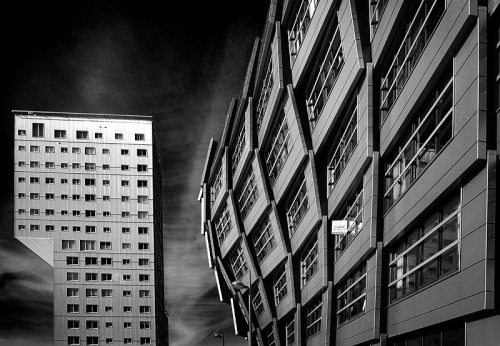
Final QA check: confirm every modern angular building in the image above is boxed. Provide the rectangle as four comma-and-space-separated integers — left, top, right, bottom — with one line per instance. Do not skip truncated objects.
199, 0, 499, 345
14, 111, 168, 346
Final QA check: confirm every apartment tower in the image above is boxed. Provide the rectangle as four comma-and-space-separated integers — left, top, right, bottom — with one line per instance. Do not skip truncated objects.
14, 111, 168, 346
200, 0, 499, 345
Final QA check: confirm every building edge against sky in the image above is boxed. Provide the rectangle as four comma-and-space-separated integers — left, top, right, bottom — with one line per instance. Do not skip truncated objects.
14, 110, 168, 345
199, 0, 500, 345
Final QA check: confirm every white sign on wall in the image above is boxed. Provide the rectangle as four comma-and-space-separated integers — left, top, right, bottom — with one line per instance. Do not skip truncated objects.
331, 220, 349, 235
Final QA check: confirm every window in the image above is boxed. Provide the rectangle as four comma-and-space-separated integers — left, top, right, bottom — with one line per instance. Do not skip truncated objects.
286, 172, 308, 233
101, 273, 112, 281
123, 290, 132, 297
45, 146, 55, 153
45, 193, 54, 199
73, 226, 81, 232
61, 194, 68, 200
86, 273, 97, 281
18, 225, 25, 231
140, 337, 151, 345
61, 178, 67, 184
80, 240, 95, 251
229, 242, 248, 280
252, 286, 265, 316
214, 204, 231, 246
286, 313, 295, 345
140, 306, 151, 314
139, 243, 149, 250
67, 320, 79, 329
384, 70, 453, 211
121, 196, 130, 202
139, 258, 149, 266
388, 325, 464, 346
380, 0, 445, 122
30, 145, 39, 152
85, 163, 96, 170
273, 263, 288, 305
103, 164, 110, 170
67, 272, 79, 281
369, 0, 389, 36
67, 257, 79, 265
253, 214, 276, 263
76, 131, 88, 139
61, 225, 68, 231
85, 195, 96, 202
46, 177, 55, 184
135, 133, 145, 141
138, 227, 149, 234
120, 149, 129, 156
45, 209, 55, 216
337, 262, 366, 325
72, 178, 80, 184
103, 196, 110, 201
139, 290, 150, 298
72, 194, 80, 201
101, 258, 112, 266
67, 288, 79, 297
18, 209, 26, 215
139, 274, 150, 282
84, 178, 95, 186
266, 327, 276, 346
62, 240, 76, 250
122, 211, 130, 218
102, 289, 112, 297
72, 147, 80, 154
85, 257, 97, 265
115, 133, 123, 140
105, 306, 112, 312
123, 306, 132, 313
68, 336, 80, 345
140, 321, 151, 329
389, 192, 460, 303
100, 242, 112, 250
137, 164, 148, 172
237, 168, 259, 220
18, 161, 25, 167
30, 161, 39, 168
18, 129, 26, 136
86, 305, 98, 313
256, 58, 274, 132
103, 227, 111, 233
61, 147, 68, 153
86, 321, 98, 330
67, 304, 79, 313
138, 195, 148, 203
121, 180, 129, 187
305, 295, 322, 338
306, 14, 343, 126
53, 129, 66, 138
105, 322, 112, 328
327, 99, 358, 192
124, 322, 132, 328
301, 232, 319, 286
18, 177, 26, 183
265, 110, 292, 185
30, 193, 39, 199
123, 274, 131, 281
45, 225, 55, 231
95, 132, 103, 139
137, 149, 147, 156
138, 180, 148, 187
32, 123, 44, 137
288, 0, 320, 64
121, 165, 129, 171
43, 162, 54, 170
138, 211, 148, 219
29, 225, 39, 232
85, 210, 96, 217
334, 184, 363, 259
18, 145, 26, 151
122, 243, 131, 250
102, 148, 110, 154
103, 179, 110, 186
119, 228, 129, 235
86, 288, 98, 297
231, 123, 246, 173
30, 209, 39, 215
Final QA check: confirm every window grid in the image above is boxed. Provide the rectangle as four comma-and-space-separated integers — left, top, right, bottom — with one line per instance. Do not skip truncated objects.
215, 204, 232, 246
305, 296, 322, 338
252, 287, 265, 317
273, 263, 287, 305
252, 214, 276, 263
384, 76, 452, 212
256, 58, 274, 132
231, 124, 246, 173
229, 243, 248, 280
237, 170, 259, 220
370, 0, 389, 35
337, 263, 366, 325
266, 111, 292, 186
307, 19, 344, 125
289, 0, 320, 64
285, 313, 295, 345
380, 0, 445, 122
389, 193, 460, 303
327, 103, 358, 193
286, 175, 308, 234
301, 233, 319, 286
266, 327, 276, 346
211, 165, 223, 206
334, 185, 363, 260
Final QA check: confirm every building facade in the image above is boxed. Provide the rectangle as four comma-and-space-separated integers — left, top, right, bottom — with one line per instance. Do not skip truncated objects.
14, 111, 168, 346
199, 0, 499, 345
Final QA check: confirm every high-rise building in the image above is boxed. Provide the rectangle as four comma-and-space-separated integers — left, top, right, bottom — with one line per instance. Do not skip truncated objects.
200, 0, 499, 345
14, 110, 168, 346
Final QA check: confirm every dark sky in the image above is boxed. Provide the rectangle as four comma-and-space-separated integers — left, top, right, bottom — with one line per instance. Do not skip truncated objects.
0, 1, 268, 345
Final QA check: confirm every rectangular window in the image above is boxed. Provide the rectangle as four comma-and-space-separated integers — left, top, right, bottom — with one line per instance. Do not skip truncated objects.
30, 145, 39, 152
138, 211, 148, 219
73, 226, 81, 232
122, 243, 131, 250
124, 322, 132, 328
45, 146, 55, 153
54, 129, 66, 138
237, 168, 259, 220
139, 258, 149, 266
122, 227, 130, 233
86, 273, 97, 281
253, 213, 276, 263
29, 225, 39, 232
76, 131, 88, 139
384, 71, 453, 211
123, 290, 131, 297
67, 272, 79, 281
101, 258, 112, 266
334, 184, 363, 260
18, 193, 25, 199
100, 242, 112, 250
256, 58, 274, 132
305, 295, 322, 338
67, 257, 79, 265
86, 304, 98, 313
121, 196, 130, 202
45, 177, 54, 184
139, 290, 150, 298
122, 211, 130, 218
85, 163, 95, 170
210, 165, 223, 206
138, 227, 149, 235
61, 226, 68, 231
138, 195, 148, 203
103, 227, 111, 232
67, 320, 79, 329
101, 273, 112, 281
137, 164, 148, 172
72, 178, 80, 184
121, 180, 129, 187
123, 275, 131, 281
86, 321, 98, 330
103, 164, 110, 170
273, 263, 288, 305
46, 162, 55, 170
389, 192, 460, 303
62, 240, 76, 250
45, 193, 54, 199
95, 132, 103, 139
18, 129, 26, 136
139, 274, 150, 282
139, 306, 151, 314
380, 0, 446, 122
231, 122, 246, 173
139, 243, 149, 250
32, 123, 44, 137
85, 194, 96, 202
61, 178, 67, 184
121, 165, 129, 171
85, 257, 97, 265
45, 210, 54, 216
18, 177, 25, 183
67, 304, 79, 314
72, 148, 80, 154
86, 288, 98, 297
138, 180, 148, 187
102, 148, 110, 154
30, 209, 39, 215
30, 193, 39, 199
288, 0, 320, 64
103, 196, 110, 201
306, 14, 343, 125
18, 161, 25, 167
266, 327, 276, 346
80, 240, 96, 251
103, 180, 110, 186
84, 178, 95, 186
68, 336, 80, 345
121, 149, 129, 155
18, 145, 25, 151
214, 203, 232, 246
137, 149, 147, 156
252, 286, 265, 316
140, 337, 151, 345
301, 232, 319, 287
286, 172, 308, 233
72, 194, 80, 201
140, 321, 151, 329
61, 194, 68, 200
135, 133, 145, 141
85, 210, 96, 217
229, 242, 248, 280
327, 98, 358, 192
30, 161, 39, 168
265, 110, 292, 185
61, 147, 68, 153
115, 133, 123, 140
337, 262, 366, 325
369, 0, 389, 36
